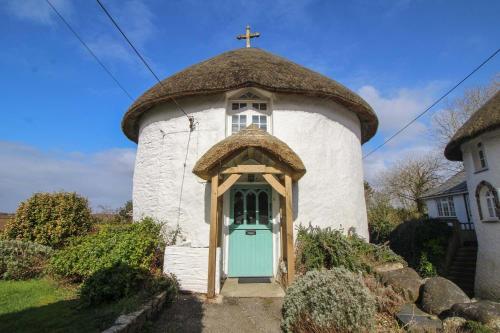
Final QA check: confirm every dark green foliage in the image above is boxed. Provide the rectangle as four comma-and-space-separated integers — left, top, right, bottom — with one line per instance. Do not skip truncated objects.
117, 201, 133, 223
79, 263, 178, 306
389, 218, 452, 277
281, 268, 376, 333
463, 320, 493, 333
0, 240, 53, 280
49, 218, 164, 282
295, 225, 405, 275
5, 192, 93, 248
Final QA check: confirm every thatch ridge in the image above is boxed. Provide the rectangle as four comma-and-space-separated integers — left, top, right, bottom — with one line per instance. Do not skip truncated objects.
193, 124, 306, 180
445, 90, 500, 161
122, 48, 378, 143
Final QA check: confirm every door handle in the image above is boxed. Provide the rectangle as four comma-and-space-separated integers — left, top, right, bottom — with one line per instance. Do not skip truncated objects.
245, 230, 256, 235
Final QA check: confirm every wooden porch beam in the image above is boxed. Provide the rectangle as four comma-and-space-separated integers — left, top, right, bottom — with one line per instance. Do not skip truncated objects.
221, 164, 282, 175
285, 174, 295, 285
262, 173, 286, 197
217, 174, 241, 197
207, 174, 219, 298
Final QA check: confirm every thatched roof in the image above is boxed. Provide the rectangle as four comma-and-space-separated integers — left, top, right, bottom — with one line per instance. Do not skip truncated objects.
193, 124, 306, 180
445, 90, 500, 161
122, 48, 378, 143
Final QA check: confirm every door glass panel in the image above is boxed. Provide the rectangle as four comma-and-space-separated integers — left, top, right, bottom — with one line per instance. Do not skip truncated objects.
234, 191, 244, 225
258, 191, 269, 224
246, 191, 256, 224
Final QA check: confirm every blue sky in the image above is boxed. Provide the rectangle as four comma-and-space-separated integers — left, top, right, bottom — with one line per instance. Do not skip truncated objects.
0, 0, 499, 212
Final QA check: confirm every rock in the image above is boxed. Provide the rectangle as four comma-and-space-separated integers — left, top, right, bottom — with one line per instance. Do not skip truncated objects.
374, 262, 405, 273
451, 300, 500, 330
442, 317, 466, 332
420, 277, 470, 315
396, 303, 442, 332
379, 267, 423, 303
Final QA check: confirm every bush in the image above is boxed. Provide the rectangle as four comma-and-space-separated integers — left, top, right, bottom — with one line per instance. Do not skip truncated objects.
4, 192, 93, 248
49, 218, 164, 282
389, 218, 451, 277
0, 240, 53, 280
281, 268, 376, 333
79, 262, 179, 306
295, 225, 405, 275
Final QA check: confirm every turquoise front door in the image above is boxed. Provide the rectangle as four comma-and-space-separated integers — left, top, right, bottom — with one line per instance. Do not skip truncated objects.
229, 185, 273, 277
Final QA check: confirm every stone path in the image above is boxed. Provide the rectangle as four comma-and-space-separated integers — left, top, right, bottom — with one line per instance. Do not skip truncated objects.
152, 294, 283, 333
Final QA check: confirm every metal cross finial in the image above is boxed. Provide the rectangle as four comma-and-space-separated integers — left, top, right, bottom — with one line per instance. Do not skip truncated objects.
236, 25, 260, 48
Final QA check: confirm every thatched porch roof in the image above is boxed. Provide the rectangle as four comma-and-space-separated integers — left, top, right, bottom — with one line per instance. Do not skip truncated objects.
193, 125, 306, 180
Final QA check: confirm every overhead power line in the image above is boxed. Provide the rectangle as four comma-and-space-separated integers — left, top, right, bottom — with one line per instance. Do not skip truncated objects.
96, 0, 194, 129
363, 47, 500, 159
45, 0, 134, 101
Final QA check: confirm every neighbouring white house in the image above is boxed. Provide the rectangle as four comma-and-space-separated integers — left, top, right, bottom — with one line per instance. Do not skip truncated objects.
422, 171, 474, 231
122, 47, 378, 296
444, 90, 500, 300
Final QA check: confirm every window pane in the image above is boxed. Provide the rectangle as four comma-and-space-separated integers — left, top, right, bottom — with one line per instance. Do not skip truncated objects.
260, 103, 267, 110
437, 200, 443, 216
240, 115, 247, 127
260, 116, 267, 124
232, 103, 239, 110
258, 191, 269, 224
240, 103, 247, 108
232, 115, 239, 124
234, 191, 244, 224
252, 103, 259, 109
448, 197, 456, 216
232, 124, 239, 133
246, 192, 256, 224
252, 115, 259, 124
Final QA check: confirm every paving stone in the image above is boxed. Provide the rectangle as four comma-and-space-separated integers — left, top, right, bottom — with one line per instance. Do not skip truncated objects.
396, 303, 442, 333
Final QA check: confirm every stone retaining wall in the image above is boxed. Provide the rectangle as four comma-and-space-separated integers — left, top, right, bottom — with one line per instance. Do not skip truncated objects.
102, 291, 168, 333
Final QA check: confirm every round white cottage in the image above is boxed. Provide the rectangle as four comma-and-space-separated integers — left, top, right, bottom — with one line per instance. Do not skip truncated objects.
122, 48, 378, 295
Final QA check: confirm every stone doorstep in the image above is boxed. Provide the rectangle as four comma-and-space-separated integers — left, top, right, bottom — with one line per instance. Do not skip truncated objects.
396, 304, 443, 332
101, 291, 168, 333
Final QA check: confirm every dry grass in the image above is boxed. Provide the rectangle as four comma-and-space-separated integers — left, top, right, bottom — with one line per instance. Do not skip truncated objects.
363, 275, 405, 316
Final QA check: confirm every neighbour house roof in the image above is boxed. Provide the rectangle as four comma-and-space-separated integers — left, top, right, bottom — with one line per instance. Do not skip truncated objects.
421, 171, 468, 199
445, 90, 500, 161
193, 124, 306, 181
122, 47, 378, 143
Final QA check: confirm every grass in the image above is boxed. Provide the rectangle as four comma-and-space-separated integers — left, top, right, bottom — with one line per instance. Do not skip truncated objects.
0, 278, 146, 333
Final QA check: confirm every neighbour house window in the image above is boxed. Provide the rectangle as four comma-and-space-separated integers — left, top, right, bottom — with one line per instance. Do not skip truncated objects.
474, 142, 488, 171
475, 181, 499, 221
436, 197, 456, 217
228, 93, 270, 134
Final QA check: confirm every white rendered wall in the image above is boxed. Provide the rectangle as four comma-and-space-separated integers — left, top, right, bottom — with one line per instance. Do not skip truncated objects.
133, 91, 369, 292
272, 94, 369, 239
424, 196, 469, 224
164, 246, 221, 293
461, 129, 500, 300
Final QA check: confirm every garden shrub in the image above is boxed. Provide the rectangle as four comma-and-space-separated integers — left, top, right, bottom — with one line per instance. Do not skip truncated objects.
79, 262, 179, 306
295, 225, 405, 275
0, 240, 53, 280
4, 192, 93, 248
281, 268, 376, 333
389, 218, 451, 277
49, 217, 164, 282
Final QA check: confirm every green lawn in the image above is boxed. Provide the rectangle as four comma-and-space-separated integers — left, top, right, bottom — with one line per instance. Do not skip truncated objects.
0, 278, 145, 333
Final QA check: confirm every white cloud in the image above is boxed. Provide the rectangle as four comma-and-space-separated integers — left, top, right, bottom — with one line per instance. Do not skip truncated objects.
359, 83, 446, 184
0, 141, 135, 213
3, 0, 72, 25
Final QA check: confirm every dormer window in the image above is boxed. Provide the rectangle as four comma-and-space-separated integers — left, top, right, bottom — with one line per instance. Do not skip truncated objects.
474, 142, 488, 171
227, 92, 271, 135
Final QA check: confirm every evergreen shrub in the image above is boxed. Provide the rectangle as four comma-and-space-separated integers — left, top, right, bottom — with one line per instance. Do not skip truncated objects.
0, 240, 53, 280
5, 192, 93, 248
281, 268, 376, 333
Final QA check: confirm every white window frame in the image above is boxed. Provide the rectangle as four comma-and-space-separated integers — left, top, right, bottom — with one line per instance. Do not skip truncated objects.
482, 189, 498, 220
226, 94, 271, 136
436, 196, 456, 217
474, 142, 488, 172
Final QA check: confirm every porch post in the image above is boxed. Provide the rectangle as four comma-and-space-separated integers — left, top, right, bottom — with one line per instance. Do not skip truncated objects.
284, 174, 295, 285
207, 174, 219, 298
